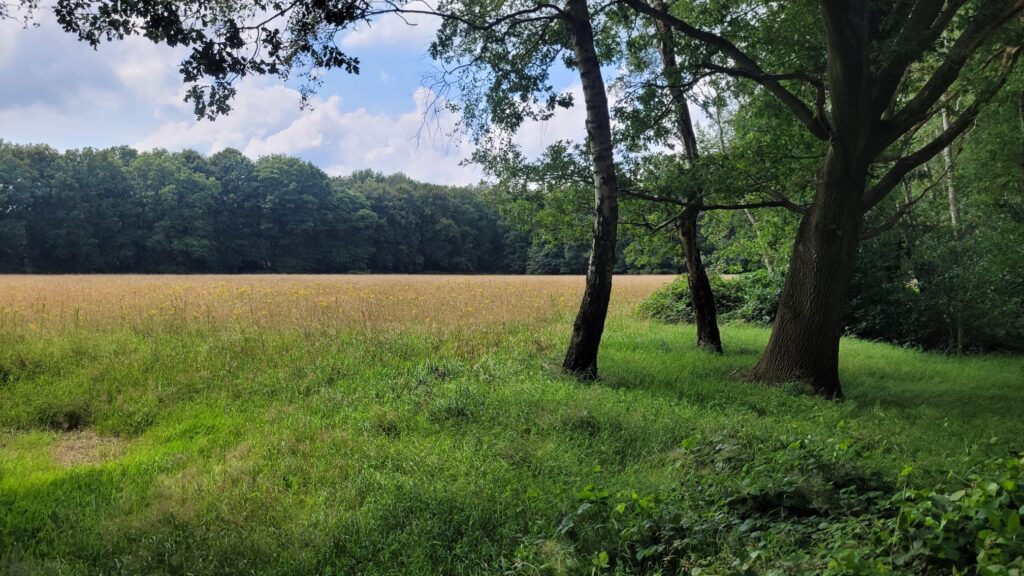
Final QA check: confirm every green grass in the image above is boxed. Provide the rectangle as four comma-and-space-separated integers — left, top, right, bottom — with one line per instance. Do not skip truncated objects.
1, 316, 1022, 575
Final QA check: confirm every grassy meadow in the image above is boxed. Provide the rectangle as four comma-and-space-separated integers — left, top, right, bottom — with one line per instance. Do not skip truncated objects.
1, 275, 1023, 575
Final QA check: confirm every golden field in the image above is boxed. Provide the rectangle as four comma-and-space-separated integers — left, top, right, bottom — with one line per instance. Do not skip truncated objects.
0, 275, 674, 332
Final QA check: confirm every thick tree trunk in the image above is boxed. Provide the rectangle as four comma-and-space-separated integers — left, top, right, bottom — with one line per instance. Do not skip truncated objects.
751, 148, 864, 398
653, 0, 723, 353
751, 2, 873, 399
677, 208, 722, 352
562, 0, 619, 379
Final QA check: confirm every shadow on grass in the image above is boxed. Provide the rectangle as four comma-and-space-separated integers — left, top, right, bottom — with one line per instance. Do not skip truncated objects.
597, 320, 1024, 440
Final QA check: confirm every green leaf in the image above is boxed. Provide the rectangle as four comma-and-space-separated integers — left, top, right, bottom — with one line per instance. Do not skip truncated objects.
1006, 510, 1020, 536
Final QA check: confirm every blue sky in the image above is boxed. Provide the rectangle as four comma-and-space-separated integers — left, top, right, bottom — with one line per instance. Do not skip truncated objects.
0, 11, 588, 185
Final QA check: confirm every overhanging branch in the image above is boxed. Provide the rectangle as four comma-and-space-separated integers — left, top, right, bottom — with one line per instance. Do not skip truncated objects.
617, 0, 830, 141
864, 45, 1022, 211
882, 2, 1024, 147
861, 159, 955, 241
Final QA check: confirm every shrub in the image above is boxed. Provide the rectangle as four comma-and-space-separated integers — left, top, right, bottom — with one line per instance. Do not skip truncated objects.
521, 435, 1024, 575
637, 270, 784, 326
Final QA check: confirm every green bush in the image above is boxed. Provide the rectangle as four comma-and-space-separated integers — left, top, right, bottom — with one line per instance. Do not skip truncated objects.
637, 270, 784, 326
520, 435, 1024, 575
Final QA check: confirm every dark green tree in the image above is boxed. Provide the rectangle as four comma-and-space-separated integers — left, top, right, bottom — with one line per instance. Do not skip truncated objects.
130, 150, 218, 272
625, 0, 1023, 397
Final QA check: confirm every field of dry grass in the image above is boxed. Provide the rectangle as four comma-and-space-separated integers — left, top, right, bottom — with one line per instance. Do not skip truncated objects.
0, 275, 673, 333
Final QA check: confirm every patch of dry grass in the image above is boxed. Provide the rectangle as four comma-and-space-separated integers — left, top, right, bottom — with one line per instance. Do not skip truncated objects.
50, 431, 125, 467
0, 275, 673, 333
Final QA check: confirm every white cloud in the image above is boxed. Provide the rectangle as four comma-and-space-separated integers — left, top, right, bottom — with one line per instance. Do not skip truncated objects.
340, 11, 440, 50
136, 82, 482, 185
0, 21, 18, 66
1, 10, 595, 187
133, 76, 598, 187
513, 83, 589, 157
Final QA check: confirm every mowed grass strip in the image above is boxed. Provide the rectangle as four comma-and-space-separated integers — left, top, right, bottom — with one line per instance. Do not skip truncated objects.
1, 275, 1022, 574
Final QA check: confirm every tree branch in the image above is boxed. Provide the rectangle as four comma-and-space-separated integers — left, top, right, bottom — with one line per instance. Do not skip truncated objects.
881, 1, 1024, 148
864, 45, 1022, 211
871, 0, 968, 115
622, 188, 806, 213
621, 187, 686, 206
701, 199, 804, 212
371, 1, 565, 34
617, 0, 830, 140
625, 212, 685, 234
861, 159, 955, 240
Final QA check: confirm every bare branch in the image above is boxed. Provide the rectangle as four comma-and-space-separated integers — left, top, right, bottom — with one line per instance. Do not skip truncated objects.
621, 188, 686, 206
625, 212, 685, 234
371, 1, 566, 33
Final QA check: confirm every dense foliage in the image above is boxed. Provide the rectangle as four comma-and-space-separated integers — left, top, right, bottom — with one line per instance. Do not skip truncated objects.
0, 142, 640, 275
638, 64, 1024, 353
534, 435, 1024, 575
637, 271, 781, 327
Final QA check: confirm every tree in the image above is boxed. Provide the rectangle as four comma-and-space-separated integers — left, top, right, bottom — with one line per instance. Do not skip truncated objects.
624, 0, 1024, 397
40, 0, 627, 377
0, 0, 36, 25
206, 149, 263, 272
648, 0, 722, 353
49, 0, 371, 119
325, 179, 379, 272
50, 148, 139, 272
0, 142, 34, 272
256, 156, 338, 273
129, 151, 218, 272
431, 0, 624, 378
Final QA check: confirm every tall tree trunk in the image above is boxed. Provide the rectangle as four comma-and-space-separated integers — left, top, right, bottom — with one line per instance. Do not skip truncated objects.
751, 148, 864, 398
562, 0, 619, 379
941, 100, 965, 353
653, 0, 723, 353
751, 2, 873, 399
941, 103, 962, 233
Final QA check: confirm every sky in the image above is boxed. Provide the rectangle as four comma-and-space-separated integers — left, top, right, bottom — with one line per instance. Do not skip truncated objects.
0, 10, 589, 186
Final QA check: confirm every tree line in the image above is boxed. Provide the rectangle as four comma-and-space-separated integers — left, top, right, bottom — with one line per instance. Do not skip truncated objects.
0, 143, 647, 275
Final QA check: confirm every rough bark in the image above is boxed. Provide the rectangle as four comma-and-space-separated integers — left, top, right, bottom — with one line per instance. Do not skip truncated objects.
751, 2, 874, 398
629, 0, 1023, 399
653, 0, 723, 353
752, 148, 865, 398
562, 0, 619, 379
676, 208, 723, 352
